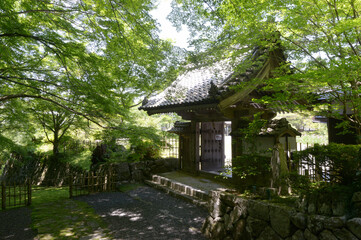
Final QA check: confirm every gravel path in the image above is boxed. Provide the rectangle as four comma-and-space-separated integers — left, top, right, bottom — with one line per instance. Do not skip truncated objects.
0, 207, 37, 240
75, 186, 208, 240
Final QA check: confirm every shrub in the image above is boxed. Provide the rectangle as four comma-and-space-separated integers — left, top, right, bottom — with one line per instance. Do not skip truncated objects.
232, 154, 271, 179
128, 141, 161, 162
293, 143, 361, 186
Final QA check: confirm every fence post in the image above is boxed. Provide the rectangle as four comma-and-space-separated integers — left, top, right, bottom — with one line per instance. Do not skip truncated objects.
108, 165, 112, 191
1, 181, 5, 210
69, 173, 73, 198
91, 172, 94, 193
27, 179, 32, 206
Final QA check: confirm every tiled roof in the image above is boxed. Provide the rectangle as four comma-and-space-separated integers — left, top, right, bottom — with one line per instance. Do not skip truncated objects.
140, 60, 236, 110
168, 121, 192, 134
259, 118, 301, 137
140, 49, 262, 112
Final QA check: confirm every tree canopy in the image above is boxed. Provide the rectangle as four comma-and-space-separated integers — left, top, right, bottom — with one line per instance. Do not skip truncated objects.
169, 0, 361, 135
0, 0, 179, 127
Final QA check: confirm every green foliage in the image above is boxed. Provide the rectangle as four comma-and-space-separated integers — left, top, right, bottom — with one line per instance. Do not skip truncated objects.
0, 0, 179, 122
129, 140, 161, 162
0, 0, 182, 162
239, 114, 267, 141
169, 0, 361, 135
68, 150, 92, 170
293, 143, 361, 186
285, 172, 312, 195
232, 154, 271, 179
95, 123, 163, 163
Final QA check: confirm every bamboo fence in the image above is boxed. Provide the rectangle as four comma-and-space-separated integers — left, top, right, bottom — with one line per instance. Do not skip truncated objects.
1, 180, 31, 210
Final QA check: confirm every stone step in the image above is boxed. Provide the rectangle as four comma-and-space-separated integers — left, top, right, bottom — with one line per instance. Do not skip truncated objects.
144, 174, 210, 209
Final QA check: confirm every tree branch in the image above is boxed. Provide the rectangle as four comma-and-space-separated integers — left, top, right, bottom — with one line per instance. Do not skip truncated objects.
0, 94, 106, 128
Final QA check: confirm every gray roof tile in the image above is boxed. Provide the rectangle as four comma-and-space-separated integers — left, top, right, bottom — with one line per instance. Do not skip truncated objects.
140, 59, 243, 110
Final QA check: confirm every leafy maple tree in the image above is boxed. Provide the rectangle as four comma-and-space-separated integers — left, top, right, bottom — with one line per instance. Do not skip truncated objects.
0, 0, 179, 126
169, 0, 361, 137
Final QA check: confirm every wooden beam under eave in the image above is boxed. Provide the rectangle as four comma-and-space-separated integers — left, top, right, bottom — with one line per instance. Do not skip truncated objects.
218, 59, 271, 111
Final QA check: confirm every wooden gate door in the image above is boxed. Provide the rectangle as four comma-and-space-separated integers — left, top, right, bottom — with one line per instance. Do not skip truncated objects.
201, 122, 225, 171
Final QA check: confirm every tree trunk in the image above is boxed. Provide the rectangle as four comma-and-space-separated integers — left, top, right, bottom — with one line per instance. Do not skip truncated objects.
53, 128, 60, 159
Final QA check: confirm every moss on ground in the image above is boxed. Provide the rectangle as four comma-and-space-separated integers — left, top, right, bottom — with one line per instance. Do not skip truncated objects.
31, 187, 112, 240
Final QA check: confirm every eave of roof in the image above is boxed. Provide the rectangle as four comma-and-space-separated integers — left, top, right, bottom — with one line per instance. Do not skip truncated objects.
139, 49, 264, 112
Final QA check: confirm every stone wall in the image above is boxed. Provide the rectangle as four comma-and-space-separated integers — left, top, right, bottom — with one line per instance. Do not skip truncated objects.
1, 157, 178, 186
92, 158, 179, 183
202, 190, 361, 240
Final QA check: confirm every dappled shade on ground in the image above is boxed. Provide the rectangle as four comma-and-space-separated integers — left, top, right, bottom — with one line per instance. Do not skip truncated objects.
0, 207, 36, 240
76, 185, 207, 240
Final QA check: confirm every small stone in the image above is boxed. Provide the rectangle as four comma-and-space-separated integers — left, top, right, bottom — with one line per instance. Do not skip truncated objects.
308, 202, 317, 214
235, 197, 249, 209
319, 230, 337, 240
307, 215, 325, 234
248, 200, 270, 222
333, 228, 358, 240
211, 221, 226, 239
269, 205, 294, 238
210, 191, 222, 218
246, 216, 268, 238
353, 202, 361, 217
224, 213, 233, 231
257, 226, 282, 240
233, 219, 246, 240
296, 196, 308, 213
291, 230, 305, 240
304, 229, 318, 240
346, 218, 361, 239
201, 216, 214, 236
308, 193, 318, 214
332, 198, 347, 216
291, 212, 307, 229
221, 193, 236, 207
323, 216, 345, 229
351, 192, 361, 203
319, 202, 332, 215
230, 205, 247, 224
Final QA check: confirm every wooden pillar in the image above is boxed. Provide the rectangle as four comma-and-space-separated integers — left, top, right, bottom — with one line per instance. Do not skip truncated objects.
194, 121, 200, 173
186, 121, 200, 174
178, 136, 183, 170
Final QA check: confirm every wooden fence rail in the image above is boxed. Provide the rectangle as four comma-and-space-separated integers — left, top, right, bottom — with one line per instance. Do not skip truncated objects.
69, 170, 116, 198
1, 180, 31, 210
161, 135, 179, 158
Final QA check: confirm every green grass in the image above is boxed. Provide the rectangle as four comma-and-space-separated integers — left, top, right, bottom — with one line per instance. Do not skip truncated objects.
32, 186, 69, 206
31, 186, 112, 240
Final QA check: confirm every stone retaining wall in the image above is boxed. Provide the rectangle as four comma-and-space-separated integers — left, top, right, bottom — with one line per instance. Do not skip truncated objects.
1, 157, 178, 186
202, 190, 361, 240
93, 158, 179, 183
